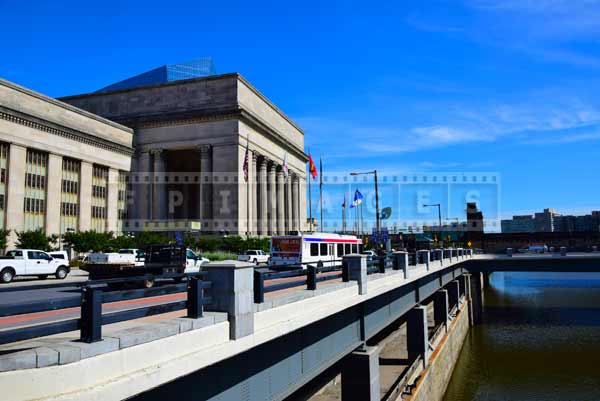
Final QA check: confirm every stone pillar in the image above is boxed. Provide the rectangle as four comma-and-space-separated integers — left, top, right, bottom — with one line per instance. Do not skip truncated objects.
137, 151, 151, 222
151, 149, 166, 220
199, 145, 213, 232
258, 157, 268, 236
106, 168, 120, 234
45, 153, 63, 237
286, 175, 293, 234
448, 280, 460, 310
267, 161, 276, 235
78, 161, 93, 232
341, 346, 380, 401
407, 306, 430, 367
276, 168, 285, 235
5, 144, 26, 248
249, 152, 256, 235
205, 261, 254, 339
292, 175, 299, 232
469, 272, 484, 324
299, 176, 307, 231
417, 250, 430, 270
433, 290, 449, 332
393, 251, 409, 279
344, 254, 367, 295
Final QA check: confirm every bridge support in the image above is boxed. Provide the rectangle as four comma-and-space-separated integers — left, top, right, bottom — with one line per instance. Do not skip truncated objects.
344, 254, 368, 295
483, 272, 491, 289
469, 272, 485, 325
341, 346, 381, 401
393, 251, 409, 278
407, 306, 430, 368
205, 261, 254, 339
433, 290, 449, 332
448, 280, 460, 311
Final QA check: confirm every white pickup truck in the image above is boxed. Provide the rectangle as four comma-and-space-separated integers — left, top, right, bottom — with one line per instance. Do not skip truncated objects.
0, 249, 70, 283
238, 250, 270, 265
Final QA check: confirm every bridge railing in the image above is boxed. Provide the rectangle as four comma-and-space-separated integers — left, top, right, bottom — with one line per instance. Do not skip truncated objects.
0, 273, 211, 345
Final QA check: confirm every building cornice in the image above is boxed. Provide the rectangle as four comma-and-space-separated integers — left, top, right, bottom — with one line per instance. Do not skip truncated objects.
0, 106, 134, 156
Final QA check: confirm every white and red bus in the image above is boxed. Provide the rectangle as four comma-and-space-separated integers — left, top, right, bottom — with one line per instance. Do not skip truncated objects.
270, 232, 363, 267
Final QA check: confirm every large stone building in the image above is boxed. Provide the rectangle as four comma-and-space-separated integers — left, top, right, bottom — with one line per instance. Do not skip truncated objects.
61, 73, 308, 236
0, 79, 133, 247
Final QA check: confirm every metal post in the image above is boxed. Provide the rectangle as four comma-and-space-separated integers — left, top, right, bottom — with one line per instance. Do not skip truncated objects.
378, 256, 385, 274
187, 276, 204, 318
254, 270, 265, 303
80, 286, 102, 343
374, 170, 380, 237
307, 264, 317, 290
342, 259, 349, 282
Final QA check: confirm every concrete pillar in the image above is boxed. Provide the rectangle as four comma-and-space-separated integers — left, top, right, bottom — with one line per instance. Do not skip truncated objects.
459, 274, 468, 298
267, 161, 276, 235
6, 144, 26, 247
392, 251, 409, 278
341, 346, 380, 401
433, 290, 449, 332
276, 168, 285, 235
137, 151, 151, 222
469, 272, 484, 324
258, 157, 268, 236
286, 174, 293, 234
407, 306, 430, 367
151, 149, 166, 220
437, 249, 444, 266
292, 174, 299, 232
45, 153, 62, 237
106, 168, 120, 234
205, 261, 254, 339
483, 272, 491, 289
344, 254, 367, 294
240, 148, 254, 236
78, 161, 93, 232
448, 280, 460, 310
417, 250, 430, 270
199, 145, 213, 232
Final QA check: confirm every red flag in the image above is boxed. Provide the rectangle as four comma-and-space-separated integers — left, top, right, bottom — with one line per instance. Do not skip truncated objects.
308, 154, 318, 179
243, 146, 249, 182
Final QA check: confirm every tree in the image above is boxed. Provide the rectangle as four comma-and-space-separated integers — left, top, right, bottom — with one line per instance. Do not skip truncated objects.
0, 229, 10, 252
16, 229, 54, 251
62, 230, 113, 253
197, 236, 221, 252
109, 235, 137, 251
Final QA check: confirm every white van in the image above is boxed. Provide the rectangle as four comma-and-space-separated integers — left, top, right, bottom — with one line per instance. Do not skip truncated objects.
270, 232, 362, 267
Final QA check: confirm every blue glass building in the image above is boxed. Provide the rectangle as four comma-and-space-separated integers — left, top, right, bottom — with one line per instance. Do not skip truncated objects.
97, 57, 216, 92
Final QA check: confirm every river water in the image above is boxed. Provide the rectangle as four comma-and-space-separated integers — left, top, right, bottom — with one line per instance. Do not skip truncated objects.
443, 272, 600, 401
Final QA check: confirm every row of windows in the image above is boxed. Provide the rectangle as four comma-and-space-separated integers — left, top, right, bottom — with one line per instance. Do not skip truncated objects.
92, 185, 107, 198
25, 173, 46, 189
62, 179, 79, 194
61, 202, 78, 217
309, 243, 360, 257
92, 206, 107, 219
26, 151, 47, 165
24, 197, 45, 213
62, 158, 80, 173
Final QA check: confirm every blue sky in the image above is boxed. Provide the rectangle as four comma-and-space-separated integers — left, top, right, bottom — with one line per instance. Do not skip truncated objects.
1, 0, 599, 231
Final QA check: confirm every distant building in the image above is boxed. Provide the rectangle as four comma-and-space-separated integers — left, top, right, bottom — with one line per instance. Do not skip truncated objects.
501, 208, 600, 234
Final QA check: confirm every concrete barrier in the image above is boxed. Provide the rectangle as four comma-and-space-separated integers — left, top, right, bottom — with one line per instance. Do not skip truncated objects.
344, 254, 367, 295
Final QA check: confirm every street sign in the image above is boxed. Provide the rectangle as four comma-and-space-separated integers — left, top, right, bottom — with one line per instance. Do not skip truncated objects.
175, 231, 183, 246
467, 241, 472, 248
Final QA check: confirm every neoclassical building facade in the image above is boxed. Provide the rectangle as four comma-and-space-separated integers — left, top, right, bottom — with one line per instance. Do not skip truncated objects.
0, 79, 134, 247
62, 73, 308, 235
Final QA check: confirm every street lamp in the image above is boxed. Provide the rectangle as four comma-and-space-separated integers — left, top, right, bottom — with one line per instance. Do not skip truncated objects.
350, 170, 380, 237
423, 203, 442, 233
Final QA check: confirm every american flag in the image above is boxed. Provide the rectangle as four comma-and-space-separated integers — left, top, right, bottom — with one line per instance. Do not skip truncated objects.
243, 146, 249, 182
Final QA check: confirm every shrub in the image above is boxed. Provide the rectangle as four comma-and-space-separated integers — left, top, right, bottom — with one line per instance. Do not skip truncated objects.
16, 229, 55, 251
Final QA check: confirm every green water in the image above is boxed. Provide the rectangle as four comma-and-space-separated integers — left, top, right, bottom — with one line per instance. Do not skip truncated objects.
443, 272, 600, 401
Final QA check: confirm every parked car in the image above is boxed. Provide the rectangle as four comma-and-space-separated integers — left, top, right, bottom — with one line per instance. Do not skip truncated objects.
0, 249, 70, 283
238, 250, 270, 265
362, 250, 377, 261
185, 249, 210, 273
49, 251, 70, 262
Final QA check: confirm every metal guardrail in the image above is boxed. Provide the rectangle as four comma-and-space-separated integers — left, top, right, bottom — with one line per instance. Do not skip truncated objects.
0, 273, 211, 345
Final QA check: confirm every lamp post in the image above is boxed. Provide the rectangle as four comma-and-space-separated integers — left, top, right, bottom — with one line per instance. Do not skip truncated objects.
350, 170, 380, 238
423, 203, 442, 233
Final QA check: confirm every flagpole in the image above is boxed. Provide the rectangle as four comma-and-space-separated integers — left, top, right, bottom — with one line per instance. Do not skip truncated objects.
308, 149, 313, 232
319, 157, 323, 232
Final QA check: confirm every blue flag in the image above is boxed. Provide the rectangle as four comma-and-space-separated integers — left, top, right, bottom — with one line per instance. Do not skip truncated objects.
352, 189, 364, 207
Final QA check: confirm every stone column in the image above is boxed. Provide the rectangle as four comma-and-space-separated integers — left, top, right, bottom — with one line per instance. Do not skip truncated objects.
267, 161, 276, 235
151, 149, 167, 221
433, 289, 449, 332
106, 168, 120, 233
341, 346, 380, 401
286, 175, 293, 234
417, 250, 430, 270
407, 306, 430, 368
393, 251, 410, 279
199, 145, 213, 232
258, 157, 268, 236
276, 168, 285, 235
249, 152, 257, 236
136, 151, 151, 222
205, 261, 254, 340
343, 254, 367, 294
5, 144, 26, 248
45, 153, 63, 237
79, 161, 93, 232
292, 174, 299, 232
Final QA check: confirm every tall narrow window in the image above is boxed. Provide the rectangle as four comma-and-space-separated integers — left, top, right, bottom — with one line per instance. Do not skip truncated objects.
23, 149, 48, 231
0, 143, 9, 229
117, 171, 128, 232
60, 158, 80, 234
91, 165, 108, 232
